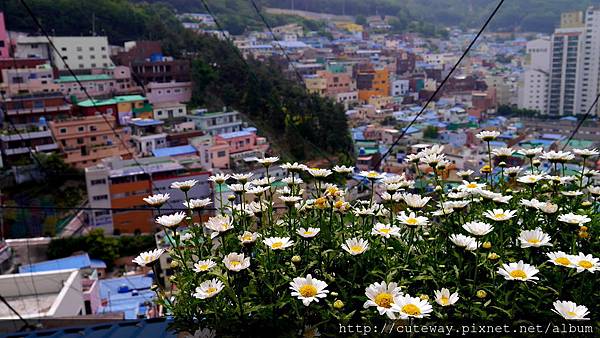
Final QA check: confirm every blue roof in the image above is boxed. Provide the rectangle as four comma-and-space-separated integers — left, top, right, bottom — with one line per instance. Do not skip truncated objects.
129, 119, 164, 127
152, 145, 197, 157
19, 253, 104, 273
541, 133, 564, 140
218, 130, 253, 139
2, 318, 176, 338
97, 275, 155, 319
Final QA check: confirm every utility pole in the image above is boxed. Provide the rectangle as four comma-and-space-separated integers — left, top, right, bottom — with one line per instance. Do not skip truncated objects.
92, 13, 96, 36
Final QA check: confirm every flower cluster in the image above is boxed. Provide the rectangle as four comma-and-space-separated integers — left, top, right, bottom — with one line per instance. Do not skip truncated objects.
132, 144, 599, 334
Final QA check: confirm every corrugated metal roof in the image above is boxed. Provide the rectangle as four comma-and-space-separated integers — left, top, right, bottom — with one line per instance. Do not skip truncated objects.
19, 254, 103, 273
1, 318, 176, 338
152, 145, 196, 157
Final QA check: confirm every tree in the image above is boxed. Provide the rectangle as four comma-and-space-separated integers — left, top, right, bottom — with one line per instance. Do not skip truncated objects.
355, 15, 367, 26
423, 125, 439, 139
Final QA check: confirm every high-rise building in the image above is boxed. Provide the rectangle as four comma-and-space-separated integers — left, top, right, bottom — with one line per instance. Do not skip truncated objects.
546, 8, 600, 116
518, 38, 551, 113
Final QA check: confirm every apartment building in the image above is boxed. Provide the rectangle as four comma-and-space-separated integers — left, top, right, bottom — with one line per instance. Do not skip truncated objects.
77, 95, 148, 125
0, 63, 59, 96
3, 92, 72, 124
518, 38, 551, 113
145, 81, 192, 104
214, 129, 269, 167
15, 36, 113, 71
357, 67, 390, 102
188, 109, 243, 136
0, 124, 57, 165
85, 156, 212, 234
48, 115, 133, 168
57, 66, 139, 99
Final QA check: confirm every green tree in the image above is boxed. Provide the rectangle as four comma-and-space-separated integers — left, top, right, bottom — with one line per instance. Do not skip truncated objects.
423, 125, 439, 139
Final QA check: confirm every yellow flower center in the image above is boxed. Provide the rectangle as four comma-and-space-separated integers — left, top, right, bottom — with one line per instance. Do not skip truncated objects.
555, 257, 571, 266
379, 228, 391, 234
374, 293, 394, 308
299, 284, 317, 297
567, 311, 577, 317
315, 197, 327, 207
527, 239, 540, 244
509, 269, 527, 279
272, 242, 283, 249
207, 287, 217, 294
198, 264, 209, 271
495, 213, 506, 219
367, 172, 378, 178
334, 200, 344, 208
230, 260, 241, 267
242, 235, 253, 241
578, 260, 593, 269
350, 245, 364, 253
401, 304, 422, 316
440, 296, 449, 305
467, 183, 478, 189
528, 177, 537, 182
406, 218, 418, 225
304, 231, 314, 236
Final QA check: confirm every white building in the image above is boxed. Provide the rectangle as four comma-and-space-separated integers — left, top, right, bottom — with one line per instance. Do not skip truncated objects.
15, 36, 113, 71
391, 79, 410, 97
518, 38, 551, 113
0, 270, 83, 320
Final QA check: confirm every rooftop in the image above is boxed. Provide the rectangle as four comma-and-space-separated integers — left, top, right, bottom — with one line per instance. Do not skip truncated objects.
55, 74, 112, 83
96, 275, 155, 319
152, 145, 197, 157
217, 130, 254, 139
78, 95, 147, 108
19, 253, 106, 273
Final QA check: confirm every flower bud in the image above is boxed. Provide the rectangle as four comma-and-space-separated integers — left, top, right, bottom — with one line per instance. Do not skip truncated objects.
482, 241, 492, 249
291, 255, 302, 264
169, 275, 176, 282
487, 252, 500, 260
227, 195, 236, 201
498, 161, 506, 168
581, 201, 592, 208
580, 226, 588, 232
333, 300, 344, 309
419, 294, 429, 301
476, 290, 487, 299
330, 291, 339, 297
170, 260, 179, 268
578, 231, 589, 239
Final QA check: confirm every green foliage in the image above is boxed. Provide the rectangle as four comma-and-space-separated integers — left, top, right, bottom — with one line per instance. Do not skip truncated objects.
423, 125, 439, 139
47, 229, 156, 269
186, 34, 353, 161
354, 14, 367, 26
496, 104, 540, 118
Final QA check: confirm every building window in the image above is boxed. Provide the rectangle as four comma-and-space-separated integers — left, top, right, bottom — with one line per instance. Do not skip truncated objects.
91, 179, 106, 185
78, 126, 85, 132
59, 128, 67, 134
92, 195, 108, 201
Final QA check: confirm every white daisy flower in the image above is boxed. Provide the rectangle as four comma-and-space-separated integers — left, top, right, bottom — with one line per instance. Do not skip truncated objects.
231, 172, 254, 182
143, 193, 170, 207
397, 211, 429, 228
193, 278, 224, 299
558, 213, 591, 225
279, 195, 303, 204
239, 231, 260, 245
281, 162, 308, 172
570, 253, 599, 273
587, 186, 600, 197
458, 180, 486, 193
517, 147, 543, 158
256, 156, 279, 166
475, 130, 500, 141
307, 168, 333, 178
205, 214, 233, 238
552, 300, 590, 320
572, 148, 599, 158
183, 198, 212, 210
401, 193, 431, 209
541, 151, 574, 162
504, 166, 523, 177
546, 251, 573, 267
333, 165, 354, 174
517, 174, 545, 184
170, 179, 198, 191
434, 288, 459, 307
456, 169, 474, 178
449, 234, 478, 251
462, 221, 494, 237
297, 227, 320, 239
223, 252, 250, 272
360, 170, 386, 181
371, 223, 400, 238
263, 237, 295, 250
289, 274, 329, 306
497, 261, 539, 282
193, 259, 217, 273
491, 147, 514, 158
132, 248, 164, 266
519, 228, 552, 248
392, 294, 433, 319
156, 212, 187, 228
363, 281, 403, 319
341, 237, 369, 255
484, 208, 517, 222
208, 173, 230, 184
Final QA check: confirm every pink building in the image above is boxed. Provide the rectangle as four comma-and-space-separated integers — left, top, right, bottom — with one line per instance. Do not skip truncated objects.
316, 70, 356, 96
0, 12, 10, 58
194, 136, 230, 169
1, 63, 59, 95
57, 66, 139, 99
145, 81, 192, 104
214, 129, 269, 166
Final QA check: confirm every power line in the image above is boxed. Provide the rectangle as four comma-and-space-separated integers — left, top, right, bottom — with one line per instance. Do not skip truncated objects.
18, 0, 176, 210
0, 293, 34, 331
248, 0, 306, 85
371, 0, 505, 171
0, 204, 288, 212
561, 92, 600, 150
